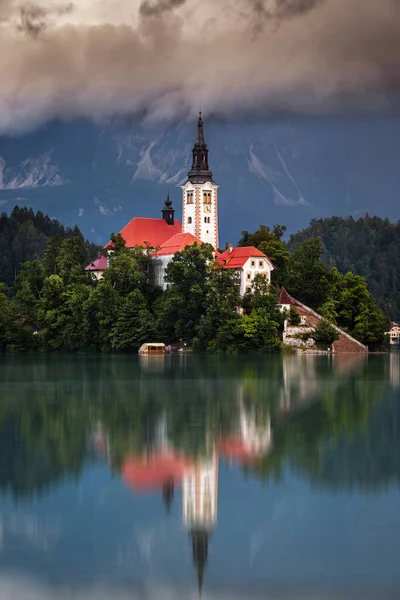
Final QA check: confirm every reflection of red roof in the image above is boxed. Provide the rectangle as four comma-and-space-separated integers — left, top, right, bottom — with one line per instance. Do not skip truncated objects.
122, 451, 192, 491
105, 217, 182, 249
152, 232, 203, 257
85, 255, 108, 271
217, 437, 263, 465
217, 246, 274, 270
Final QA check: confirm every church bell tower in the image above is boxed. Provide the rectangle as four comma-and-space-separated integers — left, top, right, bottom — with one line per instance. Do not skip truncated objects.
181, 113, 219, 249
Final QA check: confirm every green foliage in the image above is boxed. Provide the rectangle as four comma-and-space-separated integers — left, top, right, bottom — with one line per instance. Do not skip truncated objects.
284, 238, 331, 309
111, 290, 155, 351
0, 206, 100, 286
288, 307, 301, 326
195, 266, 242, 352
288, 215, 400, 322
0, 209, 391, 354
311, 319, 339, 349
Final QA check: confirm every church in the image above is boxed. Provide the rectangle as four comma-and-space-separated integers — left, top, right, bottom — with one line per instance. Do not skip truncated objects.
86, 114, 274, 294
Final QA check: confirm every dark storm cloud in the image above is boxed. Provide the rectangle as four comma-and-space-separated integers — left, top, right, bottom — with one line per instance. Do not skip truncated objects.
0, 0, 400, 134
139, 0, 186, 18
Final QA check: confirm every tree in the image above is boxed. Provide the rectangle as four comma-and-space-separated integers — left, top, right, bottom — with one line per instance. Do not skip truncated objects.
161, 244, 214, 343
56, 237, 86, 285
103, 246, 153, 297
111, 290, 155, 351
311, 319, 339, 349
195, 266, 242, 352
43, 236, 63, 276
238, 224, 286, 248
285, 238, 331, 310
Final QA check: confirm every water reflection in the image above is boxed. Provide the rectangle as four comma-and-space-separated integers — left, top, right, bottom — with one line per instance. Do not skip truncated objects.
0, 353, 399, 597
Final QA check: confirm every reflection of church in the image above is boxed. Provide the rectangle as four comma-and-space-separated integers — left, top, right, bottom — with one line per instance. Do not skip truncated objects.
93, 400, 272, 595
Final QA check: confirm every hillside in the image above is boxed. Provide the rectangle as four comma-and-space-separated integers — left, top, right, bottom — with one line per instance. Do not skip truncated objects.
0, 206, 100, 286
287, 216, 400, 322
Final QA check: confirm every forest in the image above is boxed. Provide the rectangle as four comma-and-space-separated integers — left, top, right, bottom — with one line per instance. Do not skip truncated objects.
0, 207, 392, 354
285, 215, 400, 322
0, 205, 100, 285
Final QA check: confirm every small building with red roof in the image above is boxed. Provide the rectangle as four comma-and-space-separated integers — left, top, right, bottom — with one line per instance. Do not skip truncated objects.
217, 245, 275, 296
85, 252, 108, 280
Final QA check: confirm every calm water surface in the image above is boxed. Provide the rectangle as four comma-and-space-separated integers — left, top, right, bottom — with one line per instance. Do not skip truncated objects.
0, 353, 399, 600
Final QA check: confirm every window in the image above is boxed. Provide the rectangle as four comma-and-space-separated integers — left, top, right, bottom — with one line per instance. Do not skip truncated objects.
188, 216, 192, 224
203, 191, 212, 204
187, 191, 194, 204
206, 230, 209, 234
259, 261, 263, 268
247, 273, 251, 280
251, 260, 255, 267
203, 216, 210, 223
246, 286, 251, 292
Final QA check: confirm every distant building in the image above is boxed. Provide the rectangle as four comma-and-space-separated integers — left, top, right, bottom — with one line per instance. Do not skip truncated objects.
386, 322, 400, 345
85, 252, 108, 280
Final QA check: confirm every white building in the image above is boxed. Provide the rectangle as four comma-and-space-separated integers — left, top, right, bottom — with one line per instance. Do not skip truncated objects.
217, 245, 275, 296
386, 322, 400, 345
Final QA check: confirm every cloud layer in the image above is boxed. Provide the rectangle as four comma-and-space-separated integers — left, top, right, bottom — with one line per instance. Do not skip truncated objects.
0, 0, 400, 134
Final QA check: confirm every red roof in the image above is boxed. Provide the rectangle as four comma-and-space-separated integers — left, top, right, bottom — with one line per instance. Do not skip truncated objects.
217, 436, 264, 465
122, 451, 192, 492
278, 287, 294, 305
105, 217, 182, 249
217, 246, 273, 270
152, 232, 203, 257
85, 254, 108, 271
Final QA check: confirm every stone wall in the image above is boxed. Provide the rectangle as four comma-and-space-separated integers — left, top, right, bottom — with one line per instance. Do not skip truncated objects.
283, 325, 316, 349
290, 301, 368, 354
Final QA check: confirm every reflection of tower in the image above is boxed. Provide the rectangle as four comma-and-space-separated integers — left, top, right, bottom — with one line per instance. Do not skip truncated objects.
279, 356, 319, 413
162, 476, 175, 515
182, 451, 218, 595
239, 404, 272, 456
191, 528, 209, 596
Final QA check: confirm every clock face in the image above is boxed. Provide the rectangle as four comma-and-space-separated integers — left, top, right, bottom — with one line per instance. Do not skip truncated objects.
204, 204, 211, 213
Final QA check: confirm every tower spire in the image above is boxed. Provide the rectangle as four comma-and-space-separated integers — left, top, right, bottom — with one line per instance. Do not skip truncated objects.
191, 529, 209, 598
187, 113, 213, 184
162, 191, 175, 225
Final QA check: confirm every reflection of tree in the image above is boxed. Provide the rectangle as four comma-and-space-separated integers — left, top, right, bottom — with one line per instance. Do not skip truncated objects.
253, 357, 397, 488
0, 354, 397, 499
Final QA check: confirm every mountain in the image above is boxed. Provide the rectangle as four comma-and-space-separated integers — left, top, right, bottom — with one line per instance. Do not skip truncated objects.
0, 116, 399, 246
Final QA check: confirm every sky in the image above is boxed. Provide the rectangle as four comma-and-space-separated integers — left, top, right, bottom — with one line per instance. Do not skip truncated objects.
0, 0, 399, 135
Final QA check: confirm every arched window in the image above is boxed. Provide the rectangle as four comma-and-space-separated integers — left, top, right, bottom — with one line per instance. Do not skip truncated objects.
188, 216, 192, 224
187, 191, 194, 204
203, 191, 212, 204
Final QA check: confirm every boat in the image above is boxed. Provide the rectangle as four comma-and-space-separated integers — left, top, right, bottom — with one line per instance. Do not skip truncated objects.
138, 343, 168, 355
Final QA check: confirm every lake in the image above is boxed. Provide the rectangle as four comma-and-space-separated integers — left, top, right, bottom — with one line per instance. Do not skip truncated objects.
0, 353, 399, 599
